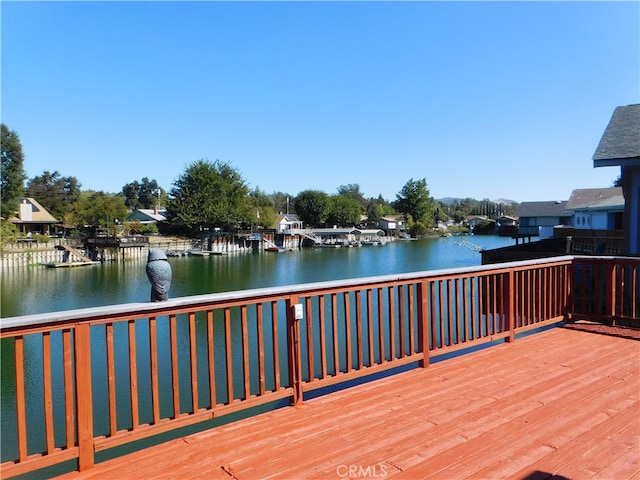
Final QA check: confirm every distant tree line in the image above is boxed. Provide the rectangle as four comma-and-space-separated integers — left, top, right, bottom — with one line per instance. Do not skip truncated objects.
2, 123, 523, 242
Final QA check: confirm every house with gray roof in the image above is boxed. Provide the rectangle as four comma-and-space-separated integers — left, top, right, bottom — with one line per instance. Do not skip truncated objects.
275, 214, 302, 233
565, 187, 624, 231
127, 207, 167, 225
592, 104, 640, 255
515, 201, 571, 237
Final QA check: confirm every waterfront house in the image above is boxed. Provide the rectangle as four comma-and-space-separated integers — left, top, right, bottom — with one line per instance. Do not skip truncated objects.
353, 228, 386, 244
565, 187, 624, 231
10, 198, 61, 236
275, 214, 303, 233
310, 227, 359, 246
592, 103, 640, 255
466, 215, 489, 231
496, 215, 518, 236
127, 207, 167, 225
377, 215, 405, 236
515, 201, 571, 238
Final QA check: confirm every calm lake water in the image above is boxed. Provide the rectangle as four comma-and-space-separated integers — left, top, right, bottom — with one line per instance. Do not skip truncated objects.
1, 235, 513, 318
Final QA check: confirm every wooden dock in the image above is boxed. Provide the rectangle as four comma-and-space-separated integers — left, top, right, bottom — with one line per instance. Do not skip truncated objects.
54, 325, 639, 480
47, 245, 96, 267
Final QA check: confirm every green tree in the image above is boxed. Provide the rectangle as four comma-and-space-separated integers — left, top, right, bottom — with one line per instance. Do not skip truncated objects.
121, 177, 163, 209
72, 191, 128, 230
365, 195, 395, 227
250, 187, 277, 229
26, 170, 81, 220
0, 219, 18, 247
167, 159, 252, 234
1, 124, 27, 219
326, 195, 362, 227
337, 183, 367, 209
394, 178, 435, 236
294, 190, 329, 227
270, 191, 294, 215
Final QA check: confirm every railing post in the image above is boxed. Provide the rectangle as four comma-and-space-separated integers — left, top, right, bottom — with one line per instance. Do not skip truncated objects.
74, 323, 94, 471
417, 280, 430, 367
606, 259, 616, 324
567, 260, 576, 323
506, 270, 515, 343
286, 296, 303, 406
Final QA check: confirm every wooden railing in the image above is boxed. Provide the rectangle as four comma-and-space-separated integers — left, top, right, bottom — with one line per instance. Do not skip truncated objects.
0, 256, 637, 478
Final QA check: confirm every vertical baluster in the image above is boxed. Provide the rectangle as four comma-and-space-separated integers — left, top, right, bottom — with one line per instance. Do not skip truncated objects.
439, 280, 445, 346
388, 285, 396, 360
106, 324, 117, 435
517, 270, 524, 327
397, 285, 405, 357
617, 264, 624, 318
224, 308, 233, 403
207, 310, 217, 406
526, 270, 533, 326
62, 330, 74, 449
418, 280, 429, 367
128, 320, 139, 429
189, 312, 199, 411
377, 288, 386, 362
430, 281, 437, 348
545, 267, 551, 320
42, 332, 55, 454
548, 266, 554, 319
462, 278, 469, 343
366, 289, 374, 367
506, 270, 515, 342
318, 295, 327, 379
470, 278, 477, 340
355, 290, 363, 369
169, 314, 180, 417
240, 306, 250, 400
480, 275, 488, 335
534, 268, 540, 321
407, 284, 415, 355
271, 302, 281, 390
256, 304, 265, 395
538, 268, 545, 321
15, 336, 27, 461
554, 265, 560, 318
305, 297, 315, 381
343, 293, 352, 373
453, 279, 460, 344
493, 275, 499, 334
500, 274, 507, 331
149, 317, 160, 424
331, 293, 339, 374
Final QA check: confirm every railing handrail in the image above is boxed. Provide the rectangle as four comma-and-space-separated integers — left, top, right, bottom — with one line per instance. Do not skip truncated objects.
0, 255, 578, 332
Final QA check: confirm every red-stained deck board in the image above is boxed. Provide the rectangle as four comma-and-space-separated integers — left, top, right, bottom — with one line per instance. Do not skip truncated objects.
54, 326, 639, 480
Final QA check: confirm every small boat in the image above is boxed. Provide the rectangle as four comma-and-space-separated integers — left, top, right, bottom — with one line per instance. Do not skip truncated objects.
188, 249, 210, 256
45, 261, 96, 268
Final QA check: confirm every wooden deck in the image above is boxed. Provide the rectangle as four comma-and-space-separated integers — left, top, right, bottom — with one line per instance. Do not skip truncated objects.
54, 325, 639, 480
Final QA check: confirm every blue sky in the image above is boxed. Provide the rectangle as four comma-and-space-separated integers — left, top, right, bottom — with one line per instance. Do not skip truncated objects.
2, 1, 638, 203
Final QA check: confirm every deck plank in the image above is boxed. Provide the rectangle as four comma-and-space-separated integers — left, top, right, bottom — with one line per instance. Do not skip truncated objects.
54, 326, 640, 480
